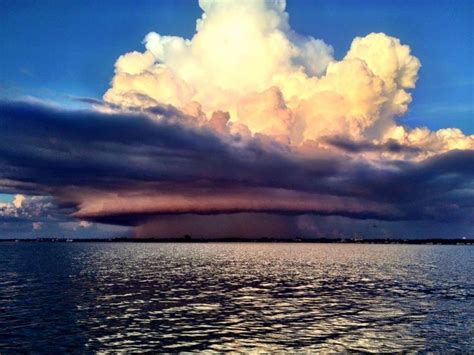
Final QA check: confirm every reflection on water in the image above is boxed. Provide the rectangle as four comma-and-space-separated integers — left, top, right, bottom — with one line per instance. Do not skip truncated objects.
0, 243, 473, 352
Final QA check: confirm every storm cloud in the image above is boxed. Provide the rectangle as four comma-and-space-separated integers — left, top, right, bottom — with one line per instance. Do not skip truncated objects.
1, 0, 473, 238
0, 100, 472, 238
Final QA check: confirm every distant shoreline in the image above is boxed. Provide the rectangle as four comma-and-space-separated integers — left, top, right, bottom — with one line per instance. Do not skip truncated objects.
1, 237, 472, 245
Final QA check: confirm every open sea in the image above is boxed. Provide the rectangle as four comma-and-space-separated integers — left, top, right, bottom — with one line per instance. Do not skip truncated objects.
0, 242, 472, 352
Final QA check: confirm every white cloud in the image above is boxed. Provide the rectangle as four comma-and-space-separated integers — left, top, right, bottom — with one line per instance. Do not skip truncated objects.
103, 0, 473, 160
13, 194, 25, 208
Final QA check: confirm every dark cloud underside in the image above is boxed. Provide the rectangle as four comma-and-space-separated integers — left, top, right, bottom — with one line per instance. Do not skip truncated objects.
0, 100, 473, 237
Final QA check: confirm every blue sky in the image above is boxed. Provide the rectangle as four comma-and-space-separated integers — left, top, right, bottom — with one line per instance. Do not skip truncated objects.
1, 0, 472, 133
0, 193, 13, 203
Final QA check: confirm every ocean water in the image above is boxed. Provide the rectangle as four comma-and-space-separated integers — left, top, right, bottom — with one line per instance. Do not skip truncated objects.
0, 243, 472, 352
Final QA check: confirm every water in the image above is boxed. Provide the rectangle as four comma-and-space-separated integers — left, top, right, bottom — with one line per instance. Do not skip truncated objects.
0, 243, 472, 352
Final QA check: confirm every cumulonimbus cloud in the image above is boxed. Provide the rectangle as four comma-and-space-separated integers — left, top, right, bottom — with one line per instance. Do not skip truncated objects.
0, 100, 472, 237
104, 0, 472, 158
0, 0, 473, 238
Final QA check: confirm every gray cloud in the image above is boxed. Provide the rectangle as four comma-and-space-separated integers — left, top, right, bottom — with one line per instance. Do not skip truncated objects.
0, 100, 473, 238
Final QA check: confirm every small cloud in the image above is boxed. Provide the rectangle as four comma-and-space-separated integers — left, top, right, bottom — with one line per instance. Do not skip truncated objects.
13, 194, 25, 209
79, 220, 92, 228
19, 68, 37, 79
32, 222, 43, 230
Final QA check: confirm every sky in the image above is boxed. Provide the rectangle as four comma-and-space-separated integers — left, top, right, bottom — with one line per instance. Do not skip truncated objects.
0, 0, 473, 239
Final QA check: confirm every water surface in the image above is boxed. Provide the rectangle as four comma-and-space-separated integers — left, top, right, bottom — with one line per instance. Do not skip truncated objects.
0, 243, 473, 352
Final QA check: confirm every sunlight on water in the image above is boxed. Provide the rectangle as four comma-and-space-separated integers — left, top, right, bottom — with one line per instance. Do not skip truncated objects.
0, 243, 473, 352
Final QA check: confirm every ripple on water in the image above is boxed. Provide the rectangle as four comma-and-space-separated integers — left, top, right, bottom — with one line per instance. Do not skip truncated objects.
0, 243, 473, 352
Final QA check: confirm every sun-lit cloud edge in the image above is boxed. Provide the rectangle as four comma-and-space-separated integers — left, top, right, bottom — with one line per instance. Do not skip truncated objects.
103, 0, 472, 161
